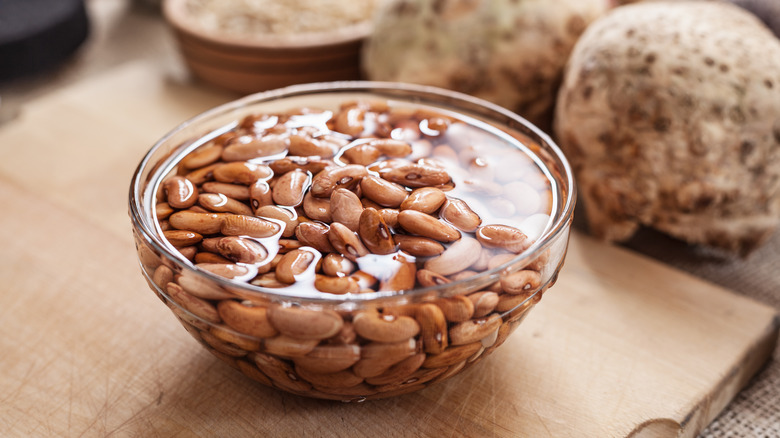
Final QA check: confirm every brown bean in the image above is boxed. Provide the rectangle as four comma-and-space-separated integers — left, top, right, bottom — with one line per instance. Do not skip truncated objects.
380, 163, 451, 188
353, 308, 420, 343
370, 138, 413, 157
397, 210, 460, 243
209, 325, 262, 351
330, 188, 363, 231
334, 104, 365, 137
178, 246, 197, 261
152, 265, 174, 289
400, 187, 446, 214
166, 282, 220, 324
295, 221, 336, 254
252, 352, 312, 393
341, 143, 381, 165
434, 295, 475, 323
295, 366, 364, 389
267, 306, 343, 340
415, 303, 448, 354
378, 208, 400, 229
222, 135, 288, 161
269, 156, 333, 175
221, 214, 282, 238
440, 198, 481, 232
357, 208, 396, 255
449, 313, 502, 346
156, 202, 174, 220
394, 234, 444, 257
468, 291, 499, 318
184, 163, 220, 185
273, 168, 309, 207
200, 330, 249, 357
314, 274, 361, 294
163, 230, 203, 247
360, 175, 409, 207
424, 236, 481, 276
180, 143, 223, 169
249, 180, 273, 212
321, 253, 355, 277
288, 134, 340, 158
177, 270, 233, 300
302, 192, 332, 222
421, 342, 482, 369
416, 269, 451, 288
373, 367, 445, 393
169, 211, 225, 235
476, 224, 532, 254
201, 181, 250, 201
500, 269, 542, 295
263, 335, 318, 357
328, 222, 369, 262
310, 165, 367, 198
213, 162, 272, 185
275, 249, 317, 284
163, 176, 198, 209
216, 236, 268, 264
198, 193, 253, 216
365, 353, 426, 386
255, 205, 298, 238
292, 344, 361, 374
217, 300, 278, 338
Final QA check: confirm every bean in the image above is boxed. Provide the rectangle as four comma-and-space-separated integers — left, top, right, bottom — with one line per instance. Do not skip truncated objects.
328, 222, 369, 262
163, 176, 198, 209
380, 163, 451, 188
310, 165, 367, 198
476, 224, 532, 253
360, 175, 409, 207
217, 300, 278, 338
201, 181, 250, 200
213, 161, 272, 185
357, 208, 396, 255
295, 222, 336, 254
273, 168, 310, 207
439, 198, 481, 232
400, 187, 446, 214
198, 193, 253, 215
330, 188, 363, 232
163, 230, 202, 247
352, 308, 420, 343
255, 205, 298, 238
302, 192, 332, 222
397, 210, 460, 243
222, 135, 287, 161
424, 236, 481, 276
275, 249, 317, 284
267, 306, 343, 340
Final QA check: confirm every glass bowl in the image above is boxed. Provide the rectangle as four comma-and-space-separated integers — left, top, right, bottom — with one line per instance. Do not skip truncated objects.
129, 81, 576, 401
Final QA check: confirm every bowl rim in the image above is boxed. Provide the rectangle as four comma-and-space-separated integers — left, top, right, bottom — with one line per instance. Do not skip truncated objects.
162, 0, 374, 50
129, 81, 577, 305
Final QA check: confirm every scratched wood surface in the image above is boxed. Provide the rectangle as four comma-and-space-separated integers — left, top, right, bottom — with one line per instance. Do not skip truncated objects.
0, 62, 777, 437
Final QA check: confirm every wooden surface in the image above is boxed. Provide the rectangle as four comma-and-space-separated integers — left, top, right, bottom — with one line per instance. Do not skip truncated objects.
0, 62, 777, 438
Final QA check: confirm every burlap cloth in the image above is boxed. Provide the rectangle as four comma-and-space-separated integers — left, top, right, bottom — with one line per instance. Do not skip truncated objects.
611, 223, 780, 437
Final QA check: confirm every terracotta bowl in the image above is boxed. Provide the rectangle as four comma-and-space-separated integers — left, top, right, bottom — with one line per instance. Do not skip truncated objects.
162, 0, 372, 94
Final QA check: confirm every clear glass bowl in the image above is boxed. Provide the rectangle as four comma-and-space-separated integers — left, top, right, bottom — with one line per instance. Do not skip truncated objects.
129, 82, 576, 401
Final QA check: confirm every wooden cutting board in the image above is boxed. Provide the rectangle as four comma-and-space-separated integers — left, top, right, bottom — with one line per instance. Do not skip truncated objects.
0, 62, 776, 438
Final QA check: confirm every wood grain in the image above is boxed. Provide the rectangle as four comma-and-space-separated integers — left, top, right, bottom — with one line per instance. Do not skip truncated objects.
0, 62, 776, 438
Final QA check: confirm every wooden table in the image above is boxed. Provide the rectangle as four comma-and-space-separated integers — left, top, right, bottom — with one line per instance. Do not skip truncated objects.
0, 61, 777, 437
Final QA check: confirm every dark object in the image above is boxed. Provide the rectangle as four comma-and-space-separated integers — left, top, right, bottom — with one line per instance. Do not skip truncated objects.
0, 0, 90, 82
727, 0, 780, 37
